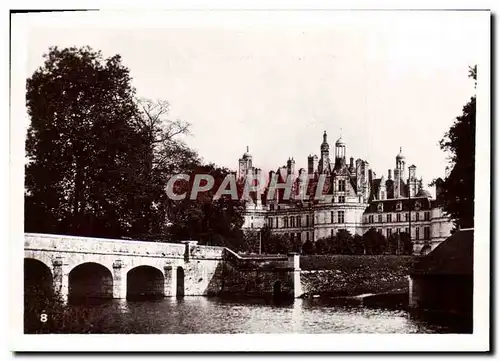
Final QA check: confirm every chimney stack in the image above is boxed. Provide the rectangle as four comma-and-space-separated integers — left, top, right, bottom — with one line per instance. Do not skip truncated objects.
388, 169, 392, 180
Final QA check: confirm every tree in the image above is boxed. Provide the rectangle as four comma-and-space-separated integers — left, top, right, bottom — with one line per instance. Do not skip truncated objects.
167, 164, 246, 250
129, 98, 201, 241
387, 233, 400, 255
302, 239, 314, 255
363, 228, 388, 255
314, 236, 333, 255
400, 232, 413, 255
25, 46, 151, 238
332, 229, 355, 254
432, 65, 476, 229
352, 234, 365, 255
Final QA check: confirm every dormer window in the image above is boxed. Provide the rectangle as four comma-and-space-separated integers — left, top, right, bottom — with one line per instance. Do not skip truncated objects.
396, 201, 402, 211
377, 203, 384, 212
415, 201, 421, 211
338, 179, 346, 192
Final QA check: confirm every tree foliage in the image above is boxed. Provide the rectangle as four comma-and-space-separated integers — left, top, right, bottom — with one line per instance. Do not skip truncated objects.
25, 46, 148, 237
166, 164, 246, 249
24, 46, 246, 246
433, 65, 476, 229
387, 232, 413, 255
257, 225, 301, 254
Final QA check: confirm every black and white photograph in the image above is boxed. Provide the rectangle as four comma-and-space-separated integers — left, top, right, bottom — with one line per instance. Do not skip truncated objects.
9, 7, 490, 352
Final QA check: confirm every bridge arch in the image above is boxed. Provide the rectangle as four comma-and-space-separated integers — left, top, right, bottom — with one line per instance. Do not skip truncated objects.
127, 265, 165, 299
24, 258, 53, 298
68, 262, 113, 300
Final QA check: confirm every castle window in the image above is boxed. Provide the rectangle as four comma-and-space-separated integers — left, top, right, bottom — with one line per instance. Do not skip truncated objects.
306, 232, 310, 241
416, 227, 420, 240
369, 215, 374, 223
331, 211, 334, 223
377, 203, 384, 212
306, 215, 309, 227
378, 214, 382, 223
396, 213, 401, 222
387, 214, 392, 223
270, 204, 275, 211
331, 229, 334, 237
386, 228, 392, 238
251, 222, 253, 228
416, 212, 420, 221
291, 216, 295, 228
339, 196, 345, 203
405, 227, 409, 234
297, 233, 301, 242
338, 211, 345, 223
424, 227, 430, 239
297, 215, 301, 227
284, 217, 288, 228
424, 211, 430, 221
405, 213, 409, 222
276, 218, 279, 228
339, 180, 346, 192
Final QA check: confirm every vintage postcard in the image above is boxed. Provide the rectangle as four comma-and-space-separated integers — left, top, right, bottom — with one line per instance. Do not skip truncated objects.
9, 7, 490, 352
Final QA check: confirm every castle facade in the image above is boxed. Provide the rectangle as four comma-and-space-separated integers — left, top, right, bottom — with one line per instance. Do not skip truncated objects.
239, 131, 453, 255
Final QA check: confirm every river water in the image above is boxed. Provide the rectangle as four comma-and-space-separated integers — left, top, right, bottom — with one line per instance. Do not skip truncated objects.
25, 296, 469, 334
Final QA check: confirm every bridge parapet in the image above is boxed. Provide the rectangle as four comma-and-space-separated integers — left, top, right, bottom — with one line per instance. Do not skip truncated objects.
222, 248, 289, 270
24, 233, 224, 260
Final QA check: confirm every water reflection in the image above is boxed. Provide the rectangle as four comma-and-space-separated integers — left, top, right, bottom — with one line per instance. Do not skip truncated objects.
24, 296, 469, 334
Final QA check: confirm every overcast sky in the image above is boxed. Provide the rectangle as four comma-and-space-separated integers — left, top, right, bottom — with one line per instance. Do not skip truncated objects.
19, 10, 487, 196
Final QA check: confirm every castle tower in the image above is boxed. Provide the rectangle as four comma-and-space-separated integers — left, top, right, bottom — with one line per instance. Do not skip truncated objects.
335, 135, 346, 166
396, 147, 406, 182
238, 146, 253, 180
318, 131, 331, 173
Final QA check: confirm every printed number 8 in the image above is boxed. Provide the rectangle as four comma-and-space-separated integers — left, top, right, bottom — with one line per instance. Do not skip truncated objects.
40, 313, 47, 323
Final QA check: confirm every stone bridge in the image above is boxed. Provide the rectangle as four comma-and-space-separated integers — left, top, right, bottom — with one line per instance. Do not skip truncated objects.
24, 233, 301, 302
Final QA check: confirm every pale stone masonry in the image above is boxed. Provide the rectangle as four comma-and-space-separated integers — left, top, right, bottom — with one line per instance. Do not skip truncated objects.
240, 131, 454, 255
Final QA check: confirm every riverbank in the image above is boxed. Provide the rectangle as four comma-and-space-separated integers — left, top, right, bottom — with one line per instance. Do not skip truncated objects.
300, 255, 416, 298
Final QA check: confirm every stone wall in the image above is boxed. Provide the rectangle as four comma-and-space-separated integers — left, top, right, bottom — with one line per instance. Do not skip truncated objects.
218, 249, 294, 298
300, 255, 416, 297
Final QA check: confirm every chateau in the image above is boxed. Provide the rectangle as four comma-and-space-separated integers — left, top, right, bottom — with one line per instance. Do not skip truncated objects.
238, 131, 453, 255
